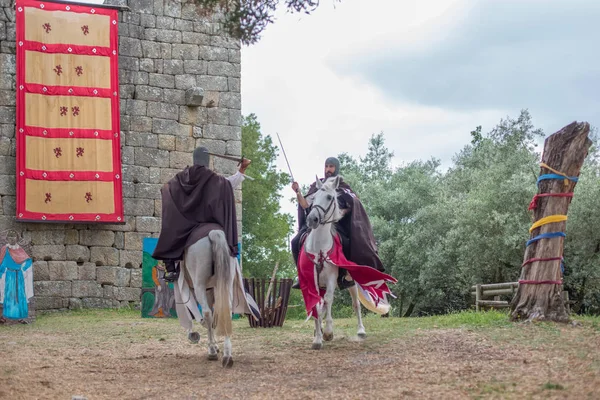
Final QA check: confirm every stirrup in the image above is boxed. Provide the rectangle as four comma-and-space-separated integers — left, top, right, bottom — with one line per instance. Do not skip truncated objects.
292, 277, 300, 289
164, 270, 179, 282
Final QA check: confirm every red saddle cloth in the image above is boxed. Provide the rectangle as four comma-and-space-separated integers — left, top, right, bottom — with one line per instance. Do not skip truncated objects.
298, 234, 397, 319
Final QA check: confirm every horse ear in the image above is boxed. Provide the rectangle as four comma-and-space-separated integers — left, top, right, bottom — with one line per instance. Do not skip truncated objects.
333, 175, 341, 189
316, 175, 322, 189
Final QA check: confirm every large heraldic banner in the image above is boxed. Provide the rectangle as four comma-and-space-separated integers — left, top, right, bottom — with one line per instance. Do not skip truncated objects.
15, 0, 123, 223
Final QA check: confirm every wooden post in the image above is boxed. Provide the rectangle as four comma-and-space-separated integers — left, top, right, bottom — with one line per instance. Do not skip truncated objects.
475, 284, 482, 312
562, 291, 570, 314
510, 122, 592, 322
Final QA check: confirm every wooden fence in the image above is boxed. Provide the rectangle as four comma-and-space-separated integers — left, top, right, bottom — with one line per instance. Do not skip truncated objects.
243, 278, 293, 328
471, 282, 571, 312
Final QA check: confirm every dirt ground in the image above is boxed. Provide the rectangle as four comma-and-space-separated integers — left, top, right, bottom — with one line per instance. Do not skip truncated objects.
1, 310, 599, 399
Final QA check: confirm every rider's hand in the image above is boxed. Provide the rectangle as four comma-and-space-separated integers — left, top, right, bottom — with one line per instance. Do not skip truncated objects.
292, 182, 300, 193
157, 285, 162, 292
239, 158, 251, 174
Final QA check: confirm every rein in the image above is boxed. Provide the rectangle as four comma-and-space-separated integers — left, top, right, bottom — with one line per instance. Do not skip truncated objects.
312, 192, 338, 225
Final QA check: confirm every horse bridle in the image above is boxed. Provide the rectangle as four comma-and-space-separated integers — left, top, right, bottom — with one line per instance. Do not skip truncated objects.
311, 191, 338, 225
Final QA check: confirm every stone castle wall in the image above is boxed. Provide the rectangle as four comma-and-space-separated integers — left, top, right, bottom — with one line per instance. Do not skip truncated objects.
0, 0, 242, 310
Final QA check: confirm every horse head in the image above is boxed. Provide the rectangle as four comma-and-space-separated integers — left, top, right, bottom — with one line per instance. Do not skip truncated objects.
307, 175, 342, 230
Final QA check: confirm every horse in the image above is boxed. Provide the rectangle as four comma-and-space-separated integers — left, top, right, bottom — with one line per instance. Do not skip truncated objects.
298, 175, 396, 350
172, 229, 259, 368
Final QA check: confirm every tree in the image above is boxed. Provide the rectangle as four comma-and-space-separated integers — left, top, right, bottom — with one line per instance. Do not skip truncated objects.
192, 0, 341, 45
241, 114, 295, 278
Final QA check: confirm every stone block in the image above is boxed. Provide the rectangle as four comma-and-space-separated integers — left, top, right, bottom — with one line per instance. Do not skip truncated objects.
172, 44, 199, 60
182, 31, 209, 45
116, 267, 131, 287
226, 140, 241, 156
183, 60, 207, 74
69, 298, 82, 310
66, 245, 90, 262
34, 281, 72, 297
82, 298, 114, 308
152, 118, 189, 136
29, 230, 68, 245
147, 101, 179, 120
120, 250, 143, 268
192, 126, 202, 138
195, 138, 226, 154
228, 48, 241, 63
229, 109, 242, 127
135, 183, 162, 199
79, 230, 115, 247
174, 19, 193, 32
228, 77, 240, 93
124, 232, 147, 250
126, 99, 147, 116
185, 87, 204, 106
35, 296, 69, 310
210, 35, 240, 50
0, 154, 14, 174
149, 167, 161, 183
201, 91, 219, 108
179, 106, 207, 125
129, 132, 159, 148
130, 269, 143, 288
153, 0, 164, 16
175, 136, 195, 151
96, 266, 118, 285
123, 182, 135, 198
157, 29, 182, 43
128, 0, 154, 14
207, 61, 237, 77
88, 216, 136, 232
135, 216, 161, 232
214, 157, 238, 175
175, 74, 196, 90
158, 134, 176, 150
48, 261, 79, 281
32, 245, 66, 261
115, 287, 140, 302
159, 168, 180, 183
204, 124, 241, 141
120, 84, 135, 99
104, 285, 115, 299
132, 71, 149, 85
198, 46, 228, 61
0, 136, 11, 155
123, 165, 150, 183
115, 232, 124, 249
72, 281, 104, 298
0, 89, 15, 106
140, 58, 155, 72
0, 174, 13, 198
78, 262, 96, 280
163, 59, 184, 75
156, 16, 175, 30
207, 108, 229, 125
122, 11, 141, 25
169, 151, 192, 169
130, 116, 153, 132
134, 147, 170, 167
90, 247, 119, 266
154, 199, 162, 217
120, 37, 143, 58
0, 54, 15, 75
141, 40, 161, 58
140, 14, 156, 27
219, 92, 241, 109
164, 0, 181, 18
33, 261, 49, 281
160, 43, 172, 59
121, 146, 134, 165
148, 73, 175, 88
196, 75, 227, 91
164, 89, 185, 105
135, 86, 163, 102
123, 198, 155, 216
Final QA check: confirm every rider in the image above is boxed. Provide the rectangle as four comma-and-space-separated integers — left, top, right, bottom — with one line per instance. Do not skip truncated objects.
152, 147, 251, 282
290, 157, 384, 289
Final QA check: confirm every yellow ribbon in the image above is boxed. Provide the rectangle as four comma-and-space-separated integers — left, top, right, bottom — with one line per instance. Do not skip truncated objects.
529, 214, 568, 233
540, 162, 570, 186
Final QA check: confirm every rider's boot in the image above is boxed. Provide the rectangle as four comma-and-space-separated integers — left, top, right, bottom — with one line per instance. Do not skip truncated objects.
164, 259, 180, 282
292, 277, 300, 289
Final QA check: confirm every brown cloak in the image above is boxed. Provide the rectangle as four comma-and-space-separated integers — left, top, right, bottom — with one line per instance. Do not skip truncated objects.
152, 165, 238, 261
299, 177, 385, 272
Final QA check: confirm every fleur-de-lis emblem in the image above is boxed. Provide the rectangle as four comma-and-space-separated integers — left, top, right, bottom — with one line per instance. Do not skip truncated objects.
72, 106, 80, 117
43, 23, 51, 33
76, 147, 84, 157
45, 193, 52, 203
75, 66, 83, 76
85, 192, 93, 203
59, 106, 68, 116
81, 25, 89, 35
53, 65, 63, 76
53, 147, 62, 158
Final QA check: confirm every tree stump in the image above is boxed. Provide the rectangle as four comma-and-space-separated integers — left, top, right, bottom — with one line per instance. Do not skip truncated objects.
510, 121, 592, 322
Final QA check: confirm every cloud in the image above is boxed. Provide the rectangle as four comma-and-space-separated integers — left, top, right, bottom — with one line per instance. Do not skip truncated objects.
329, 0, 600, 126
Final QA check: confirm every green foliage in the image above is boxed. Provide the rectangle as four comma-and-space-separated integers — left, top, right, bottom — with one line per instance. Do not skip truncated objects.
241, 114, 295, 278
330, 110, 600, 316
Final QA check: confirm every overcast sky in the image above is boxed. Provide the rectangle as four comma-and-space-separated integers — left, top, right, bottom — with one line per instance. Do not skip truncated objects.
241, 0, 599, 224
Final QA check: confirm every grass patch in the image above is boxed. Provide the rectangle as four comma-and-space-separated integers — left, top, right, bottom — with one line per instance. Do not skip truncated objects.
542, 382, 565, 390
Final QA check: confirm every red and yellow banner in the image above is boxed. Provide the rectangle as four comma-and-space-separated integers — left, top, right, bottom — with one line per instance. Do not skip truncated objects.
15, 0, 123, 223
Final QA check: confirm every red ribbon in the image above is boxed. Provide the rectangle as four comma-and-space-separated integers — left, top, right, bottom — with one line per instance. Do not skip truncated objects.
528, 192, 573, 211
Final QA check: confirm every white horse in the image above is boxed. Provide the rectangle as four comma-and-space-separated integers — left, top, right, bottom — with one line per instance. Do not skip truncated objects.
172, 229, 259, 368
303, 176, 364, 349
300, 175, 396, 350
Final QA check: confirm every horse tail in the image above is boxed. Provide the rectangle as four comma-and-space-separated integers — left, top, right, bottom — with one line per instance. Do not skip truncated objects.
208, 230, 233, 337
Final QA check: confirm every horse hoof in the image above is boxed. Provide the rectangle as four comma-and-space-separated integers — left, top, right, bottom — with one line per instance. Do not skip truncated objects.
312, 342, 323, 350
188, 332, 200, 344
222, 356, 233, 368
357, 332, 367, 339
208, 353, 218, 361
323, 332, 333, 342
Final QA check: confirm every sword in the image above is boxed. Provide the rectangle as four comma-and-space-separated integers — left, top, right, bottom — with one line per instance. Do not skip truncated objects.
276, 132, 295, 183
205, 151, 255, 180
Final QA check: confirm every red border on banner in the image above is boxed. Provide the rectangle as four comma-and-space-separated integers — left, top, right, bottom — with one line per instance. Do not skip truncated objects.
15, 0, 123, 223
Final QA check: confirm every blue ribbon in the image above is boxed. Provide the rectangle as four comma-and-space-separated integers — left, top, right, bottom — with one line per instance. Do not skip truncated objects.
537, 173, 578, 186
526, 231, 566, 247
